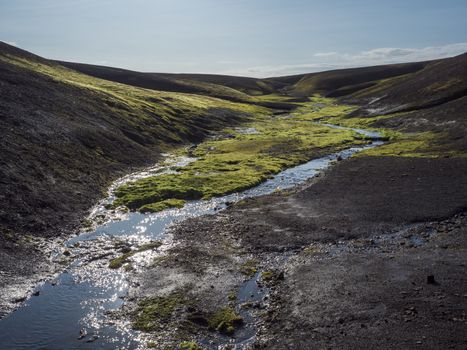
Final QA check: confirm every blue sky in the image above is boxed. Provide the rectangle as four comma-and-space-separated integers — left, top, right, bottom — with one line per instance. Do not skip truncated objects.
1, 0, 467, 77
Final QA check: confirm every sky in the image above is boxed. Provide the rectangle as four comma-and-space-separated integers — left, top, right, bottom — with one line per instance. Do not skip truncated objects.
1, 0, 467, 77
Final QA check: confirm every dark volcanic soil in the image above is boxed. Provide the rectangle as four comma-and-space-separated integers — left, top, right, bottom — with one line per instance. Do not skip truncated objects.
257, 212, 467, 349
183, 156, 467, 252
130, 155, 467, 348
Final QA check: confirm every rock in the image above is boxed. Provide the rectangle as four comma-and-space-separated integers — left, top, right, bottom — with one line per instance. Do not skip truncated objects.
86, 335, 98, 343
78, 329, 86, 339
32, 291, 40, 296
120, 246, 132, 253
13, 296, 27, 303
427, 275, 437, 285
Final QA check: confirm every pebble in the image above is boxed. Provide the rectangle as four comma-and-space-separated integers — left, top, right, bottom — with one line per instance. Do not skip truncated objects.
86, 335, 98, 343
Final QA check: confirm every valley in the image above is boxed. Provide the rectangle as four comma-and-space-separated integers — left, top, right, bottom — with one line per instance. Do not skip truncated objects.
0, 41, 466, 349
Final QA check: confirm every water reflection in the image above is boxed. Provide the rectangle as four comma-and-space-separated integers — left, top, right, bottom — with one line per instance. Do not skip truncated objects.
0, 124, 383, 349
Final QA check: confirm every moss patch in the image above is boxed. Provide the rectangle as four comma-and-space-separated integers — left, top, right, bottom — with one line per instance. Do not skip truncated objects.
297, 97, 466, 158
261, 271, 274, 282
132, 291, 190, 332
139, 198, 186, 213
240, 259, 258, 277
359, 132, 466, 158
113, 97, 367, 211
208, 307, 243, 334
179, 341, 203, 350
260, 270, 285, 286
109, 241, 162, 269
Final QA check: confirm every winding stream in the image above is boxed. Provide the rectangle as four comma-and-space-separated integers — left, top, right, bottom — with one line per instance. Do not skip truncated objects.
0, 122, 384, 350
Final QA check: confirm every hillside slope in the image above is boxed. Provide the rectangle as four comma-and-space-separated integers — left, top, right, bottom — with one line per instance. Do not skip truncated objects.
0, 41, 267, 242
285, 61, 429, 97
343, 53, 467, 154
56, 61, 255, 102
350, 53, 467, 113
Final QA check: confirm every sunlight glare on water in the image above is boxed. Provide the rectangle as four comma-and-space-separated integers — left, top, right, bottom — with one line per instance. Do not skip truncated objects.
0, 124, 384, 350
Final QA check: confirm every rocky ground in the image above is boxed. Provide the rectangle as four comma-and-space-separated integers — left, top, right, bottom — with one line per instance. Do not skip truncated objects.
257, 212, 467, 349
122, 156, 467, 349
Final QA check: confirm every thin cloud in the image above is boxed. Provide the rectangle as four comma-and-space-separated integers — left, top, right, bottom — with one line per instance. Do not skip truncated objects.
314, 52, 338, 57
225, 43, 467, 78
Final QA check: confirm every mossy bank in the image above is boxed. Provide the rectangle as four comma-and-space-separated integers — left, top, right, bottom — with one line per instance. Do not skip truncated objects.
113, 97, 370, 212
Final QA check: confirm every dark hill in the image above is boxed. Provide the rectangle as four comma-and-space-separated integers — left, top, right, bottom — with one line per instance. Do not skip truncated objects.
57, 62, 296, 98
349, 53, 467, 114
286, 61, 430, 97
158, 73, 284, 95
57, 61, 255, 102
343, 52, 467, 154
0, 41, 266, 242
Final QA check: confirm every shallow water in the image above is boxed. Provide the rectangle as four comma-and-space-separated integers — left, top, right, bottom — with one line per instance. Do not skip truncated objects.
0, 123, 384, 350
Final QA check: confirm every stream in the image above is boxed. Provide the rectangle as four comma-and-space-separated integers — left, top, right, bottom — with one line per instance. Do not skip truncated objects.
0, 123, 384, 350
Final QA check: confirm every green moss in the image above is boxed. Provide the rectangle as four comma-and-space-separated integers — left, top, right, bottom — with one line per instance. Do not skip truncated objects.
425, 78, 463, 92
133, 291, 190, 332
108, 252, 133, 269
152, 255, 169, 266
113, 98, 367, 211
295, 97, 467, 158
261, 271, 274, 282
227, 291, 237, 301
139, 199, 186, 213
260, 270, 285, 285
82, 218, 94, 231
208, 307, 243, 334
358, 132, 466, 158
109, 241, 162, 269
240, 259, 258, 277
303, 246, 320, 255
179, 341, 203, 350
1, 229, 17, 242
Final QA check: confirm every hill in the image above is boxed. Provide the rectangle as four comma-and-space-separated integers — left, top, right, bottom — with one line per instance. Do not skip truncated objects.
284, 61, 430, 97
0, 41, 269, 242
56, 61, 254, 102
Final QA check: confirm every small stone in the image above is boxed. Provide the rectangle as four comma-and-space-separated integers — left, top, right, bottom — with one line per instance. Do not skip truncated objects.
78, 329, 86, 340
32, 291, 40, 297
120, 246, 131, 253
13, 296, 27, 303
86, 335, 98, 343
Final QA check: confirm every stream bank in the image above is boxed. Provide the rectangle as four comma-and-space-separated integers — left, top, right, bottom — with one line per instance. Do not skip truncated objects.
0, 117, 384, 349
165, 155, 467, 349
